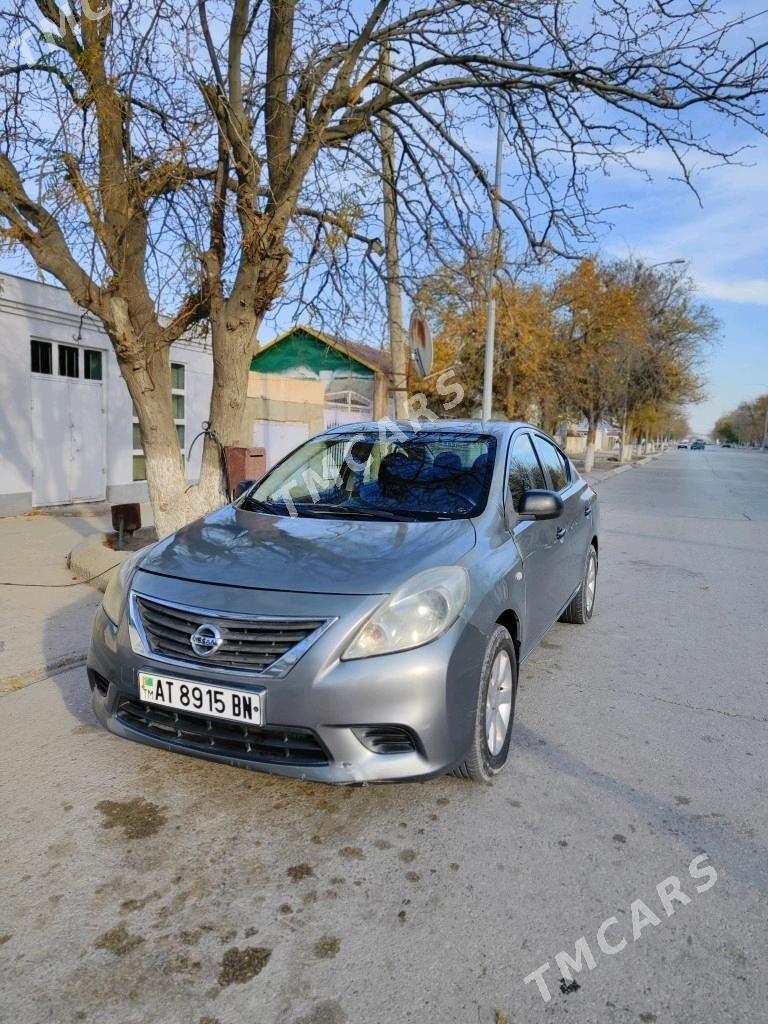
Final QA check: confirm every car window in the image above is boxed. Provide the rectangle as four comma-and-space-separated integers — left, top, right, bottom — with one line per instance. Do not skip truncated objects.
532, 436, 570, 491
508, 434, 547, 511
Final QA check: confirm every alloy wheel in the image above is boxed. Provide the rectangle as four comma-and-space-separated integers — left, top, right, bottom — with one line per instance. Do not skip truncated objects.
585, 551, 597, 614
485, 649, 513, 756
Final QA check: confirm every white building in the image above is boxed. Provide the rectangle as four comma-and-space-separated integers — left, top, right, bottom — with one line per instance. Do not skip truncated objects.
0, 273, 214, 515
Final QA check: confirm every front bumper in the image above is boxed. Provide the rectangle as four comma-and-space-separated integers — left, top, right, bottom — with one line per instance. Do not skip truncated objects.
87, 573, 485, 784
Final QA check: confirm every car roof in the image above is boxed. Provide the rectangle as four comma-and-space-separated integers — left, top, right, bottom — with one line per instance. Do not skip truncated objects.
323, 419, 529, 439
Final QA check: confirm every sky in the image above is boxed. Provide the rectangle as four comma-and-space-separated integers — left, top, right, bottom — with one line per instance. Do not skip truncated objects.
587, 143, 768, 435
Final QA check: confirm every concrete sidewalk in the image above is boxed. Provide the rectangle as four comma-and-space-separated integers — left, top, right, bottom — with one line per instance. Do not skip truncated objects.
0, 512, 109, 692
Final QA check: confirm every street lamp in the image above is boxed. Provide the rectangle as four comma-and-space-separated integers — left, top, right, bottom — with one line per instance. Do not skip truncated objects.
649, 258, 686, 269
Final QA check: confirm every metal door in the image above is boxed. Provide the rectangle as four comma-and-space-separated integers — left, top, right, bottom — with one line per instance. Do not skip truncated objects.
505, 431, 564, 653
69, 380, 105, 501
30, 375, 105, 505
252, 420, 310, 467
531, 433, 586, 605
30, 376, 68, 505
512, 518, 564, 656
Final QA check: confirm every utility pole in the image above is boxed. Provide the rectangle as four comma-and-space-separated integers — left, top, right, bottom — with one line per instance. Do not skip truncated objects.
762, 403, 768, 449
380, 41, 408, 420
481, 110, 505, 422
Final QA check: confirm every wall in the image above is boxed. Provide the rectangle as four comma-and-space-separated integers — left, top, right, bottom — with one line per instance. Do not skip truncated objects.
563, 428, 617, 457
0, 273, 213, 513
243, 373, 326, 465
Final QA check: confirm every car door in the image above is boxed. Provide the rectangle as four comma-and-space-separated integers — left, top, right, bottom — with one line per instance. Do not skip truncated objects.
505, 431, 564, 655
531, 433, 593, 608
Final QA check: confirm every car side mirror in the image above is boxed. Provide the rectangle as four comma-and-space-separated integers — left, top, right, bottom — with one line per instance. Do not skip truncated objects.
233, 480, 256, 501
517, 489, 564, 520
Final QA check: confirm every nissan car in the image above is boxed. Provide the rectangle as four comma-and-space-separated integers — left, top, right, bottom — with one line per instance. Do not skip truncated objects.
88, 421, 599, 784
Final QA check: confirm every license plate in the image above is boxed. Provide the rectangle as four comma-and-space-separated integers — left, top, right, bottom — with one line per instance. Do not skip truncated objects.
138, 672, 263, 725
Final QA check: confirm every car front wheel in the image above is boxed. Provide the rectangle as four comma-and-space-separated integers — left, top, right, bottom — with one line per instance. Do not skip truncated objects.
453, 625, 518, 782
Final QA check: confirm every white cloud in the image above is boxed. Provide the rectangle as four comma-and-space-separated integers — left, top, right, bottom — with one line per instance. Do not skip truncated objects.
598, 141, 768, 308
695, 277, 768, 305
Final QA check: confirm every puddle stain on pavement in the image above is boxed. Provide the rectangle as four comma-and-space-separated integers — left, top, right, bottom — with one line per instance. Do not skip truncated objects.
95, 797, 167, 840
94, 923, 145, 956
313, 936, 340, 959
217, 946, 272, 986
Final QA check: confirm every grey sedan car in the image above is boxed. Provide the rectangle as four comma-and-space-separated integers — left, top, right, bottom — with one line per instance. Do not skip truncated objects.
89, 421, 599, 784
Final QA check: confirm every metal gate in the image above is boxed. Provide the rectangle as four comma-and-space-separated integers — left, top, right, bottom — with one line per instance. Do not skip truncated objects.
30, 376, 106, 505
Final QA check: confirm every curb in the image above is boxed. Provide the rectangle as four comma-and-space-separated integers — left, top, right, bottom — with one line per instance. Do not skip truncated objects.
589, 463, 633, 483
0, 652, 88, 696
585, 448, 668, 484
67, 535, 133, 592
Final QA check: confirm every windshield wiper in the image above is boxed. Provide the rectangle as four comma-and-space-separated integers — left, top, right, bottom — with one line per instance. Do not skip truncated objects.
240, 497, 286, 515
295, 503, 404, 521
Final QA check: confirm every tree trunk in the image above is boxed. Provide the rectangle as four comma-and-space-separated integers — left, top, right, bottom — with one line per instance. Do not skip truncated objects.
583, 415, 598, 473
620, 415, 634, 463
116, 309, 259, 538
195, 311, 260, 511
119, 345, 210, 538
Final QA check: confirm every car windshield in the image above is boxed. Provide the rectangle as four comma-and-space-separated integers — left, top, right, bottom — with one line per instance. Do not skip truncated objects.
240, 430, 497, 521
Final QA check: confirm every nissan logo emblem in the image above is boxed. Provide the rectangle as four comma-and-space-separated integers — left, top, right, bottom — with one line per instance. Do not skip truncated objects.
190, 623, 223, 657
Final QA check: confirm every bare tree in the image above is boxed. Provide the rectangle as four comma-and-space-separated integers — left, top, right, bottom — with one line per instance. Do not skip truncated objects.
1, 0, 766, 532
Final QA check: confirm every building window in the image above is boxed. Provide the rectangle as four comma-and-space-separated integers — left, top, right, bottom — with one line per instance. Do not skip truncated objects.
31, 340, 53, 374
171, 363, 186, 453
132, 361, 186, 481
84, 349, 103, 381
132, 454, 147, 482
58, 344, 79, 378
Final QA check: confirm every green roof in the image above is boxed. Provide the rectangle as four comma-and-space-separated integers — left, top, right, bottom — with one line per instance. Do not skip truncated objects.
251, 326, 382, 378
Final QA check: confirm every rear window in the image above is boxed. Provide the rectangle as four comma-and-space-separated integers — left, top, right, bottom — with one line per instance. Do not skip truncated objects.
508, 434, 547, 510
532, 435, 570, 491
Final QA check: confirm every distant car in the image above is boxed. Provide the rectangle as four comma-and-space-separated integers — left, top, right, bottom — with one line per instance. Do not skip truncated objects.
677, 442, 689, 449
690, 440, 705, 450
722, 443, 732, 448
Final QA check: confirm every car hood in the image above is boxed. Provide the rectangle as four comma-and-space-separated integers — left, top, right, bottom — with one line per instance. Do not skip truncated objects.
138, 505, 477, 595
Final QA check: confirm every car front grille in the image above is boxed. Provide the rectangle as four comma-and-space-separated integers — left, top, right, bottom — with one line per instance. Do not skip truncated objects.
134, 596, 327, 673
116, 698, 329, 766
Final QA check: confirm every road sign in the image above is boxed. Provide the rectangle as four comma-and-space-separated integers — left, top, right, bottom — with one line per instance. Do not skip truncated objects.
408, 311, 433, 378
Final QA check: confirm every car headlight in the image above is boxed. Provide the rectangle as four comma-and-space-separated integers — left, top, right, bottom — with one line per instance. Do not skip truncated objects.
102, 547, 152, 626
342, 566, 469, 660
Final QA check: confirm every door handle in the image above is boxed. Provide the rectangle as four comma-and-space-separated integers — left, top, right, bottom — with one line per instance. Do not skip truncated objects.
556, 527, 566, 541
584, 505, 593, 517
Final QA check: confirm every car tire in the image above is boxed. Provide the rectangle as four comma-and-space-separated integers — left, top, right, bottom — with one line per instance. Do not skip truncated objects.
452, 625, 518, 782
560, 544, 597, 625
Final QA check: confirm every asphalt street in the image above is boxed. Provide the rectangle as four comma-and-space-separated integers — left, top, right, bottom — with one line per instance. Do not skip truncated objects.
1, 448, 766, 1024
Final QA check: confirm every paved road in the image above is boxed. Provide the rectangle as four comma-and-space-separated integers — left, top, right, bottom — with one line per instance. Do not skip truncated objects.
1, 449, 766, 1024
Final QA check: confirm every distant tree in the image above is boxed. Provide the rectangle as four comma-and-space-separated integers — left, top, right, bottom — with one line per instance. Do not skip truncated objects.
414, 253, 560, 423
714, 416, 739, 444
605, 259, 715, 460
553, 259, 646, 471
715, 394, 768, 445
